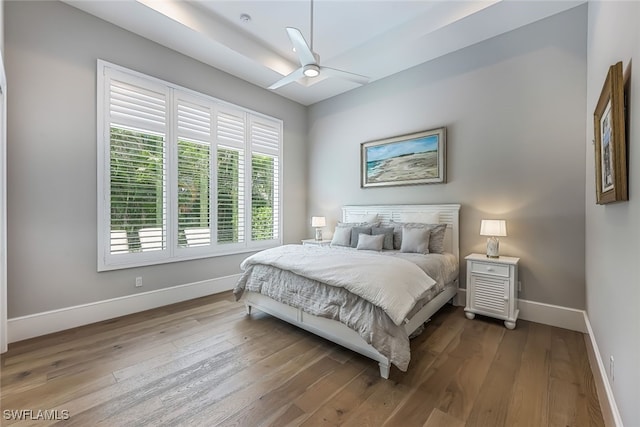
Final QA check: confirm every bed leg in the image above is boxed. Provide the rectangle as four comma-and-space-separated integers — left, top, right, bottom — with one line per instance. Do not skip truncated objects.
245, 304, 252, 315
378, 360, 390, 379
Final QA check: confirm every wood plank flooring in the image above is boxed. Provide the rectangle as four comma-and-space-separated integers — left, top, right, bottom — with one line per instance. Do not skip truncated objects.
0, 292, 604, 426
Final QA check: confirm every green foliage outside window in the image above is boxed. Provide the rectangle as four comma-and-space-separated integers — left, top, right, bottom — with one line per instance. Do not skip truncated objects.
110, 127, 164, 252
252, 154, 275, 241
217, 148, 241, 243
110, 127, 276, 252
177, 139, 210, 247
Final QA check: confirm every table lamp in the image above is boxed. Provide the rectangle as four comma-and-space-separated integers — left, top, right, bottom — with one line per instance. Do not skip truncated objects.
311, 216, 326, 241
480, 219, 507, 258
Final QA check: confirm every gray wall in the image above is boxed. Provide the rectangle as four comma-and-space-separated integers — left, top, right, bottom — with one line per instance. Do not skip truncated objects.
308, 5, 587, 308
586, 2, 640, 425
0, 0, 3, 54
5, 1, 307, 317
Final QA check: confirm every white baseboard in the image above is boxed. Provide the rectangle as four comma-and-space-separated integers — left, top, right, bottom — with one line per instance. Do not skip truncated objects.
518, 298, 587, 333
7, 274, 241, 343
456, 289, 587, 332
583, 313, 623, 427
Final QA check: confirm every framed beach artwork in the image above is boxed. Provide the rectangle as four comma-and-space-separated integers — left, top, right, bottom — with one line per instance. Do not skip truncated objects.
361, 127, 446, 188
594, 61, 627, 204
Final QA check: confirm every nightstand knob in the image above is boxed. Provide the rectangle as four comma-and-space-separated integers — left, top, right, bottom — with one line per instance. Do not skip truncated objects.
486, 267, 494, 272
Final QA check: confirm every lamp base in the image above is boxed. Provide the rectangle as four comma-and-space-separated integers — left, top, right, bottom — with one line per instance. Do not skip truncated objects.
486, 236, 500, 258
315, 228, 323, 241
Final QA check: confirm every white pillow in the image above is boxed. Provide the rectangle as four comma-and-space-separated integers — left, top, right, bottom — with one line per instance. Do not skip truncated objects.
330, 227, 351, 247
399, 212, 439, 224
356, 233, 384, 251
400, 227, 430, 254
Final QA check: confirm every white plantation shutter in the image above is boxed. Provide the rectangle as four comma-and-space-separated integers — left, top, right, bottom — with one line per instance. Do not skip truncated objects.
251, 118, 281, 155
177, 100, 211, 141
176, 99, 211, 248
106, 71, 167, 255
216, 108, 245, 244
250, 117, 281, 242
98, 61, 282, 271
110, 79, 166, 132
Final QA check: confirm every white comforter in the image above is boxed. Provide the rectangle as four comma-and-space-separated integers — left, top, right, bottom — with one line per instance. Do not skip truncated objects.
240, 244, 436, 325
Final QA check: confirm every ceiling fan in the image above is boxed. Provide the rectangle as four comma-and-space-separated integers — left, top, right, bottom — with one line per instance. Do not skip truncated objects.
268, 0, 370, 90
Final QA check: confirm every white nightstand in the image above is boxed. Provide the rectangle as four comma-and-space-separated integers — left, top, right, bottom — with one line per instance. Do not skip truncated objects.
464, 253, 520, 329
301, 239, 332, 247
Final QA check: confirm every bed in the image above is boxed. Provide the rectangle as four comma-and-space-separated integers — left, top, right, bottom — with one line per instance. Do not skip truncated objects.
234, 204, 461, 378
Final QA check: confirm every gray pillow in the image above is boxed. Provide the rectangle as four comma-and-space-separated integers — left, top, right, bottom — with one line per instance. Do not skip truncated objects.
372, 227, 394, 250
337, 221, 380, 228
390, 221, 428, 249
350, 227, 372, 248
400, 227, 430, 254
337, 221, 363, 227
330, 226, 351, 247
390, 221, 447, 254
427, 223, 447, 254
356, 233, 384, 251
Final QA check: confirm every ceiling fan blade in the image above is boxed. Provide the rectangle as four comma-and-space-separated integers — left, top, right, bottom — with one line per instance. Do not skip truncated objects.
268, 67, 305, 90
286, 27, 316, 66
320, 67, 370, 85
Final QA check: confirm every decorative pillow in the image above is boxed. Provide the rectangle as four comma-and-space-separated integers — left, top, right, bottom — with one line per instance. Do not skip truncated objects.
390, 221, 447, 253
337, 221, 362, 227
372, 227, 394, 250
337, 221, 380, 228
400, 227, 430, 254
350, 226, 372, 248
400, 212, 440, 224
390, 221, 429, 249
356, 233, 384, 251
330, 226, 351, 247
427, 223, 447, 254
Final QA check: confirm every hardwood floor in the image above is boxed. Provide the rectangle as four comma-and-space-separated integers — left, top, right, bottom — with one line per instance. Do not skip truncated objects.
0, 292, 604, 426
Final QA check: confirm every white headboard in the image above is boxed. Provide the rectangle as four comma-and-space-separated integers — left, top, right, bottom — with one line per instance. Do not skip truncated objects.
342, 204, 461, 260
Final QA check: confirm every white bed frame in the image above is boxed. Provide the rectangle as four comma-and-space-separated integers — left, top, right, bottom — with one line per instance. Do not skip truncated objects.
243, 204, 461, 378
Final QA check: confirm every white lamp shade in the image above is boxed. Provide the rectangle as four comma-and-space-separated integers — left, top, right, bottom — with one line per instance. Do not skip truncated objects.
311, 216, 326, 227
480, 219, 507, 237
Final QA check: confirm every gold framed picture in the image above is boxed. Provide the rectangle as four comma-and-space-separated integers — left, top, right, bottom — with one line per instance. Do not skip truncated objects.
594, 61, 627, 204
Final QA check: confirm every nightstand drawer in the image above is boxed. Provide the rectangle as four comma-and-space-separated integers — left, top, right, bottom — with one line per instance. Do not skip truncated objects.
470, 261, 510, 277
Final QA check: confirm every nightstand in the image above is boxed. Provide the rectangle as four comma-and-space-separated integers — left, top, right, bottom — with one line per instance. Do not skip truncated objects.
301, 239, 331, 247
464, 253, 520, 329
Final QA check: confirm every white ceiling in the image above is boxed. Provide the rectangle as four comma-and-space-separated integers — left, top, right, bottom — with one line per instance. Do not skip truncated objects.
64, 0, 584, 106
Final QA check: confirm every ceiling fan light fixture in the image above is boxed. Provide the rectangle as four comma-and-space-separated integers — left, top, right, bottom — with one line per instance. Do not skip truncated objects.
303, 64, 320, 78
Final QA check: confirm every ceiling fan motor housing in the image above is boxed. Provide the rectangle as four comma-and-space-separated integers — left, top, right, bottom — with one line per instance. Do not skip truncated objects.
303, 63, 320, 77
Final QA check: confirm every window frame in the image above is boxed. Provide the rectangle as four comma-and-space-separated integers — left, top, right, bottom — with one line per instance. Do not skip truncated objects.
97, 60, 283, 271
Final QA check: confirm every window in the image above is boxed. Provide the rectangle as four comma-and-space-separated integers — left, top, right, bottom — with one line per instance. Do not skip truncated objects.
98, 61, 282, 270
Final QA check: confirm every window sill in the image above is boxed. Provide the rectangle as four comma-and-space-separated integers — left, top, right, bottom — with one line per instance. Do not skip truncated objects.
98, 241, 280, 272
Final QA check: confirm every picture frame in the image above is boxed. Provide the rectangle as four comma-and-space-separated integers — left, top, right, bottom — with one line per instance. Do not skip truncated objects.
594, 61, 627, 204
361, 127, 446, 188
